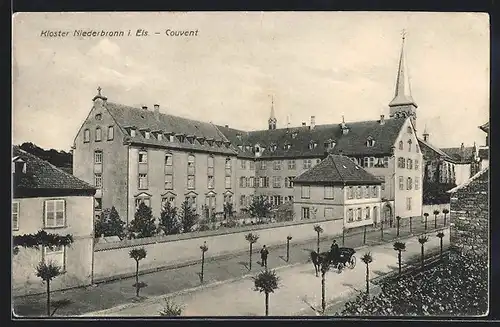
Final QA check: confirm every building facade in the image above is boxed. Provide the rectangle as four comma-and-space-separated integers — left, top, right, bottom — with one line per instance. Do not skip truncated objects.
72, 34, 425, 226
293, 155, 382, 229
12, 146, 96, 296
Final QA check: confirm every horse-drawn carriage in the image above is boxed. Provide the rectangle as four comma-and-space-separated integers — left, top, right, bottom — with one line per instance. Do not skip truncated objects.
310, 247, 357, 276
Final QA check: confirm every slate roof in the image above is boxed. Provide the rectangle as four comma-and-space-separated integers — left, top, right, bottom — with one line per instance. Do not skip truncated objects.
105, 102, 237, 155
13, 146, 95, 193
441, 146, 476, 164
479, 122, 489, 133
417, 138, 455, 162
293, 154, 382, 185
219, 117, 406, 159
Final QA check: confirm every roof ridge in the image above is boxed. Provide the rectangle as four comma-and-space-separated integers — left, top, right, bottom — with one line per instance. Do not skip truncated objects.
329, 155, 345, 183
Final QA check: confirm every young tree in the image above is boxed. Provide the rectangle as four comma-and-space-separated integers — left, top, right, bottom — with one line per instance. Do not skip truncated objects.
418, 235, 429, 270
396, 216, 401, 237
180, 200, 199, 233
200, 241, 208, 283
393, 242, 406, 274
129, 247, 147, 297
313, 224, 324, 254
248, 195, 272, 221
436, 231, 446, 259
361, 252, 373, 295
433, 210, 440, 229
319, 254, 332, 314
252, 269, 280, 316
245, 233, 259, 270
423, 213, 429, 230
129, 202, 157, 238
159, 201, 181, 235
442, 208, 449, 226
95, 206, 126, 239
35, 261, 62, 316
159, 298, 183, 316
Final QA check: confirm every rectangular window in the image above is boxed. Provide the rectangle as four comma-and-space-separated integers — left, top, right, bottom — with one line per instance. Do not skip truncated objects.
165, 174, 174, 190
249, 177, 255, 188
44, 200, 65, 228
285, 177, 294, 188
369, 157, 375, 168
273, 176, 282, 188
407, 177, 412, 190
301, 207, 310, 220
43, 245, 65, 270
225, 176, 231, 189
363, 157, 369, 167
357, 208, 362, 221
365, 207, 371, 220
239, 177, 246, 188
415, 160, 419, 170
274, 160, 282, 170
188, 155, 196, 175
372, 186, 378, 197
96, 128, 102, 142
406, 197, 412, 211
130, 129, 136, 137
356, 187, 362, 199
95, 198, 102, 211
381, 182, 385, 191
364, 186, 370, 198
84, 129, 90, 143
325, 208, 334, 219
303, 159, 312, 169
138, 173, 148, 189
94, 173, 102, 188
261, 161, 267, 170
407, 159, 413, 170
324, 186, 334, 199
415, 177, 420, 190
241, 160, 246, 169
347, 186, 354, 199
301, 185, 310, 199
288, 160, 296, 170
139, 151, 148, 164
12, 202, 19, 230
165, 154, 174, 189
249, 161, 255, 170
145, 131, 150, 139
384, 157, 389, 168
94, 150, 103, 164
107, 126, 114, 140
399, 176, 404, 190
347, 209, 354, 222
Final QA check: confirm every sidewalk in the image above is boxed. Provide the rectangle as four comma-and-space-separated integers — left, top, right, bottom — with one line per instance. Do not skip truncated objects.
13, 216, 448, 317
84, 227, 450, 317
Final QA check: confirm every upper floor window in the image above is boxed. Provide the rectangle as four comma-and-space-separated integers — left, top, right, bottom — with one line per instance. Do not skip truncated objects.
398, 140, 404, 150
347, 209, 354, 222
260, 161, 267, 170
324, 186, 334, 199
248, 177, 255, 188
130, 129, 136, 137
399, 176, 404, 190
225, 176, 231, 189
188, 155, 196, 175
274, 160, 282, 170
407, 177, 413, 190
157, 133, 163, 141
94, 150, 103, 164
95, 127, 102, 142
364, 186, 370, 198
95, 113, 102, 120
249, 161, 255, 170
165, 153, 174, 190
303, 159, 312, 169
415, 177, 420, 190
407, 158, 413, 170
366, 137, 375, 147
272, 176, 282, 188
145, 131, 150, 139
356, 186, 362, 199
44, 199, 65, 228
372, 186, 378, 198
135, 197, 151, 209
107, 126, 114, 140
415, 160, 419, 170
225, 158, 232, 175
301, 185, 310, 199
365, 206, 371, 220
138, 173, 148, 189
285, 176, 294, 188
406, 197, 412, 211
94, 173, 102, 188
139, 151, 148, 164
84, 129, 90, 143
240, 160, 246, 169
408, 139, 412, 152
240, 177, 247, 188
12, 202, 19, 230
288, 160, 296, 170
407, 126, 412, 134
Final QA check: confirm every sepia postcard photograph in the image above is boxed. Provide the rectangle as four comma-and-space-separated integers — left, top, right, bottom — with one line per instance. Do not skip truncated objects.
12, 11, 490, 318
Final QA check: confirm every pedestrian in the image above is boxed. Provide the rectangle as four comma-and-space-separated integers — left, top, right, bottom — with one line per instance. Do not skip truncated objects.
260, 245, 269, 268
330, 239, 340, 264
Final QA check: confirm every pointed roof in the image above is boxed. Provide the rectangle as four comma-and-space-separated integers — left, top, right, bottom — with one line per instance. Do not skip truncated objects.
479, 122, 489, 134
269, 96, 276, 121
293, 154, 382, 185
389, 33, 417, 108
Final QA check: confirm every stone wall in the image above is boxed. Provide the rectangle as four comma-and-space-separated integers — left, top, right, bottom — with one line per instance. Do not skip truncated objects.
449, 168, 488, 254
93, 218, 344, 282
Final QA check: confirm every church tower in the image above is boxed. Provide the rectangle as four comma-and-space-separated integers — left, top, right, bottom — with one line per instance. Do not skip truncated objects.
268, 96, 277, 130
389, 31, 418, 130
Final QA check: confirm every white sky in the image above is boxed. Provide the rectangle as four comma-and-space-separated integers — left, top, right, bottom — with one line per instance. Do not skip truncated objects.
12, 11, 490, 151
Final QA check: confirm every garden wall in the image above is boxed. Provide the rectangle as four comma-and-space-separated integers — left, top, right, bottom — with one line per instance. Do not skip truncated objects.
93, 218, 344, 282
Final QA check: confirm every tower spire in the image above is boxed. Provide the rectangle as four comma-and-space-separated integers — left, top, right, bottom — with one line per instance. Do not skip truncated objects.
268, 95, 277, 130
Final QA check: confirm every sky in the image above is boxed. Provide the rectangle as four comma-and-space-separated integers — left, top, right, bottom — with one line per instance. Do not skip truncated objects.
12, 12, 489, 151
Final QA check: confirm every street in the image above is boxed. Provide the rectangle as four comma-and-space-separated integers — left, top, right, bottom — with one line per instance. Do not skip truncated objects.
83, 227, 449, 317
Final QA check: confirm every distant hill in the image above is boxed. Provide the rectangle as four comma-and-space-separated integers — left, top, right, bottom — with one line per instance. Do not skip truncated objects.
18, 142, 73, 174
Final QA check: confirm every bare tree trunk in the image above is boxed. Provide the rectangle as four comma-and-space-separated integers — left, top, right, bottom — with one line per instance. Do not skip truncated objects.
440, 239, 443, 259
316, 233, 320, 254
421, 245, 425, 270
249, 244, 252, 270
135, 260, 139, 297
201, 252, 205, 283
398, 252, 402, 274
365, 265, 370, 295
321, 272, 326, 314
286, 240, 290, 262
265, 292, 269, 316
46, 280, 51, 316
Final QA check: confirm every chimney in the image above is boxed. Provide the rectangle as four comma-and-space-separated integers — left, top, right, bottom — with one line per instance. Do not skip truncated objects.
154, 104, 160, 120
460, 143, 465, 157
142, 105, 148, 110
310, 116, 316, 129
380, 115, 385, 125
302, 122, 306, 127
225, 124, 229, 128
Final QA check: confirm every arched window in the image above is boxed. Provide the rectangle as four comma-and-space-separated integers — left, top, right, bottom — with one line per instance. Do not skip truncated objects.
95, 127, 102, 142
165, 153, 173, 189
373, 207, 378, 223
84, 129, 90, 143
399, 140, 404, 150
408, 139, 412, 152
407, 177, 412, 190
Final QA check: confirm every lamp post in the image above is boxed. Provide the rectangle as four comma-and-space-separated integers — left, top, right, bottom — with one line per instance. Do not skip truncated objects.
286, 235, 292, 262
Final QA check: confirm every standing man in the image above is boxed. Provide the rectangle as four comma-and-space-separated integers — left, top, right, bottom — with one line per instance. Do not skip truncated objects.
330, 239, 340, 266
260, 245, 269, 269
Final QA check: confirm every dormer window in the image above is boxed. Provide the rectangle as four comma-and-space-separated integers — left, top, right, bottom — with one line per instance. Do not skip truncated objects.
12, 158, 26, 174
366, 137, 375, 147
269, 144, 277, 152
236, 133, 242, 141
284, 143, 291, 150
308, 141, 317, 150
238, 145, 243, 150
186, 135, 195, 144
254, 145, 260, 153
245, 145, 251, 152
292, 132, 298, 139
157, 133, 163, 141
215, 140, 222, 147
178, 135, 185, 143
207, 139, 214, 146
145, 131, 150, 139
197, 137, 206, 145
130, 129, 136, 138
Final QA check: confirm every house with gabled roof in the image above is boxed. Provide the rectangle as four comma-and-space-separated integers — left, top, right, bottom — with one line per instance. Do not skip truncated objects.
292, 154, 383, 229
72, 33, 424, 226
12, 146, 96, 296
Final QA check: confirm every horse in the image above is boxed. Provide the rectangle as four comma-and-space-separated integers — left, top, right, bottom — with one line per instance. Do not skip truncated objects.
310, 250, 341, 277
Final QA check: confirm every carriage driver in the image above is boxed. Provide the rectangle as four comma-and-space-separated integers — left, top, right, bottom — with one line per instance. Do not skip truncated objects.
330, 239, 340, 263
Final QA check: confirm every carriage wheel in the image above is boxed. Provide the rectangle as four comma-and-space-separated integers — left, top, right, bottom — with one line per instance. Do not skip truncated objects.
348, 256, 356, 269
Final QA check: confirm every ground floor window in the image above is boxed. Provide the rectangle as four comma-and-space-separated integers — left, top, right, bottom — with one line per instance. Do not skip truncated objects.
271, 195, 283, 206
325, 207, 334, 219
43, 245, 66, 271
301, 207, 310, 220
